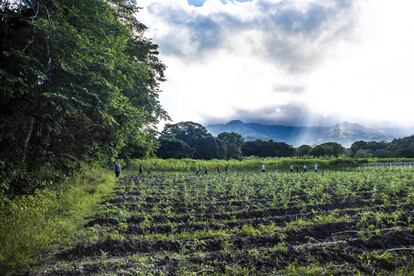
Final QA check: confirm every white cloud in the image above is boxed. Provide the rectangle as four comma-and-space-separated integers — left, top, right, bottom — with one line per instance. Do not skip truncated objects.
138, 0, 414, 129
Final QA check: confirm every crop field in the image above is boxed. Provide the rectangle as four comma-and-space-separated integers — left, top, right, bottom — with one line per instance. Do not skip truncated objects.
42, 168, 414, 275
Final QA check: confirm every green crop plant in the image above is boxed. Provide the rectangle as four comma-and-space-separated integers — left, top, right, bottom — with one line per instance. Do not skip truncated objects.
23, 165, 414, 274
240, 224, 261, 237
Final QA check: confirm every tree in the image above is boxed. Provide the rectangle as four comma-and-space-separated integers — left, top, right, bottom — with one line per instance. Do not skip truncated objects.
296, 145, 313, 156
156, 137, 195, 159
354, 149, 371, 158
309, 142, 346, 157
0, 0, 167, 195
217, 132, 244, 160
242, 140, 295, 157
158, 122, 220, 160
350, 141, 387, 157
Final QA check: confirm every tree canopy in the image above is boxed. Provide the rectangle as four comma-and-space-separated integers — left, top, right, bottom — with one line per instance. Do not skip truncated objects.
350, 137, 414, 158
158, 122, 221, 160
0, 0, 167, 195
217, 132, 244, 160
296, 145, 313, 156
242, 140, 296, 158
309, 142, 346, 157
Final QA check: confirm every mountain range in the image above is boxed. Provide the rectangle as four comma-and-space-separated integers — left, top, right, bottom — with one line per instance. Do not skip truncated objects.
206, 120, 398, 147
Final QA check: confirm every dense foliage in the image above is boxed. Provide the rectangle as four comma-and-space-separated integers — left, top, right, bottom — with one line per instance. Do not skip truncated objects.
157, 122, 221, 160
217, 132, 244, 160
0, 0, 166, 197
155, 122, 343, 160
155, 121, 414, 160
242, 139, 296, 157
296, 145, 313, 156
308, 142, 346, 157
351, 136, 414, 158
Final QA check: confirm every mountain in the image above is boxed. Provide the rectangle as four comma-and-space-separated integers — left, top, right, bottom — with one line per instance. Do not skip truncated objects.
207, 120, 396, 147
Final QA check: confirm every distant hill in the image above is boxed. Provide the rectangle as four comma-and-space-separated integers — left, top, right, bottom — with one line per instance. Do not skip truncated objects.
206, 120, 396, 146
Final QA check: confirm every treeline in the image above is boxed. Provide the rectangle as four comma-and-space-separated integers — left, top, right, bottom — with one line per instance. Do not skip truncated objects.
350, 136, 414, 158
156, 122, 347, 160
0, 0, 166, 199
157, 121, 414, 160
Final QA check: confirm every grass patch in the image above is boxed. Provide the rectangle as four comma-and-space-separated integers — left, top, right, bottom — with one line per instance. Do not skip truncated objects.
0, 166, 115, 275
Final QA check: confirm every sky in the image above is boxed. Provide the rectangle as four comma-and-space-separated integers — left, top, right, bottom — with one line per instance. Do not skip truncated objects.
137, 0, 414, 128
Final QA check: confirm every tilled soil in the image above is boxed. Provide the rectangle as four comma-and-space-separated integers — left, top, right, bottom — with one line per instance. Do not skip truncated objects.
40, 173, 414, 275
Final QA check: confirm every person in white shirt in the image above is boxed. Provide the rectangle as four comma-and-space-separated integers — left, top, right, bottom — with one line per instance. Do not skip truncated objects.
261, 164, 266, 173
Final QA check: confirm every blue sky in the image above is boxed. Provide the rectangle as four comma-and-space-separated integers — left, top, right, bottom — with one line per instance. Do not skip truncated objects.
138, 0, 414, 128
188, 0, 252, 6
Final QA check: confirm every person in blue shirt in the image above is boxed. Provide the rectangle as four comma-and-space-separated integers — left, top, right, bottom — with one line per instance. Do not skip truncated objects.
114, 163, 121, 178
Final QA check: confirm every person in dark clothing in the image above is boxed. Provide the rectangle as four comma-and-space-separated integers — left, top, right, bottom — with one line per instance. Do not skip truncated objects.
289, 164, 294, 173
114, 163, 121, 178
139, 164, 143, 175
204, 166, 208, 175
296, 164, 300, 173
225, 166, 229, 173
216, 166, 221, 175
195, 167, 200, 176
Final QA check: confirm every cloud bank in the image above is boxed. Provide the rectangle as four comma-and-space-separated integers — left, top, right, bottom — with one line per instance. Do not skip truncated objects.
138, 0, 414, 129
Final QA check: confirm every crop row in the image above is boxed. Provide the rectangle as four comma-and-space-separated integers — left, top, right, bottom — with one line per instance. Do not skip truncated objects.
42, 168, 414, 275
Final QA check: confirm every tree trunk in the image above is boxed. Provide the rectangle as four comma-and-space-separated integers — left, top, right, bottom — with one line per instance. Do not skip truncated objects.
22, 117, 35, 163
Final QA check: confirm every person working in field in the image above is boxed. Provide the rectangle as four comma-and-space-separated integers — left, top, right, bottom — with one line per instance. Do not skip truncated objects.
225, 166, 229, 173
114, 163, 121, 178
138, 164, 143, 175
290, 164, 294, 173
216, 166, 221, 175
296, 164, 300, 173
204, 166, 208, 175
195, 167, 200, 176
303, 164, 307, 172
261, 164, 266, 172
314, 163, 318, 172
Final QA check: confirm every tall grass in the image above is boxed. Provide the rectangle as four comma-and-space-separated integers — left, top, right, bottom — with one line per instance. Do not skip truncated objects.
129, 157, 414, 172
0, 166, 115, 275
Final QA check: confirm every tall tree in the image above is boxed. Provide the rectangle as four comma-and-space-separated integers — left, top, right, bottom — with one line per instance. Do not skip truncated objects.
0, 0, 167, 194
159, 122, 220, 160
217, 132, 244, 160
309, 142, 346, 157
